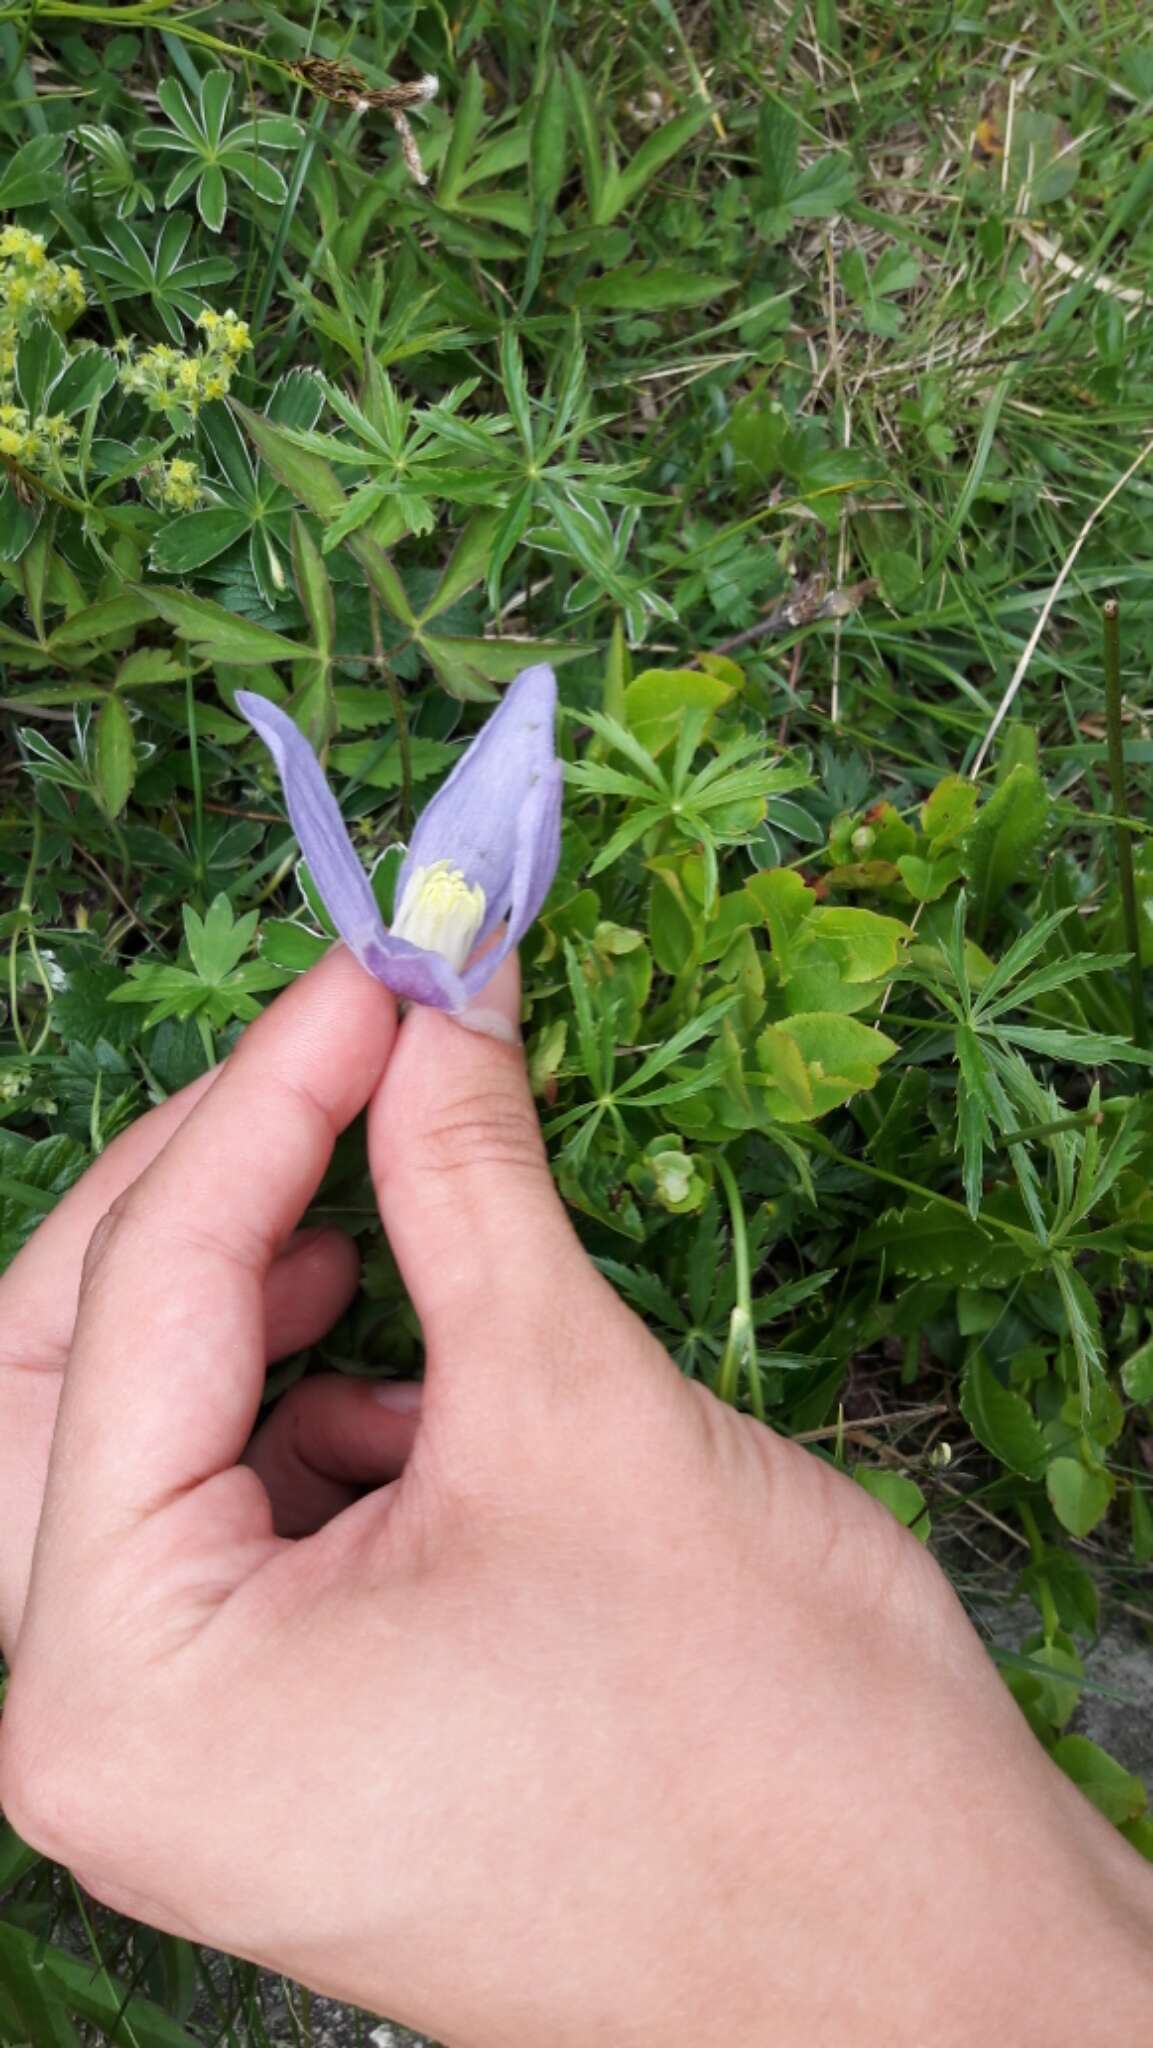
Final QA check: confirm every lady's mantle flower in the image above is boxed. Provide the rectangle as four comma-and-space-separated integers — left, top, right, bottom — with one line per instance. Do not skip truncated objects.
236, 664, 561, 1034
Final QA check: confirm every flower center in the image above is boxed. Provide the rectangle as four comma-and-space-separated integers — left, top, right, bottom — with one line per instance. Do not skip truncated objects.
391, 860, 486, 972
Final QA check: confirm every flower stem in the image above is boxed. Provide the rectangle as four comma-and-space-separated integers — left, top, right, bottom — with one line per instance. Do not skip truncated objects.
714, 1153, 763, 1420
1103, 596, 1147, 1049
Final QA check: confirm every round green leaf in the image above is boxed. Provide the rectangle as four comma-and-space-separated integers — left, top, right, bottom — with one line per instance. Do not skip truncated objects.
625, 667, 735, 756
1045, 1457, 1113, 1539
853, 1468, 931, 1544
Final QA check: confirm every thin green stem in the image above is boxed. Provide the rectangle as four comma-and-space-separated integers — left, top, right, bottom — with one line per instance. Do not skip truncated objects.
797, 1130, 1039, 1247
713, 1152, 763, 1420
1102, 595, 1147, 1049
185, 662, 207, 901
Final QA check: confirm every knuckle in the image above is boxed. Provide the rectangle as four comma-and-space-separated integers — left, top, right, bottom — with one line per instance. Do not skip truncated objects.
81, 1188, 136, 1285
420, 1085, 548, 1185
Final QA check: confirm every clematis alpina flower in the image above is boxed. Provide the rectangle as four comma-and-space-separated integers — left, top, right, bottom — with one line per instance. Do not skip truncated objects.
235, 664, 561, 1038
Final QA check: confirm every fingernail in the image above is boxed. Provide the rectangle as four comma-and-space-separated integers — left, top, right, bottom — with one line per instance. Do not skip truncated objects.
371, 1380, 423, 1413
457, 950, 522, 1045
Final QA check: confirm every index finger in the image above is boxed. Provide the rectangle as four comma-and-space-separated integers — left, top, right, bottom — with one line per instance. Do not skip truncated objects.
34, 947, 396, 1560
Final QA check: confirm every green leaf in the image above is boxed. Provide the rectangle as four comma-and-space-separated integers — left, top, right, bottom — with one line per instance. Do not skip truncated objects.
806, 907, 908, 983
330, 735, 460, 790
138, 586, 310, 663
0, 1923, 202, 2048
955, 1023, 995, 1219
959, 1353, 1048, 1479
1045, 1456, 1113, 1538
232, 401, 349, 521
598, 105, 707, 220
47, 347, 118, 417
183, 894, 259, 981
291, 511, 334, 660
853, 1468, 931, 1543
1131, 1484, 1153, 1566
197, 161, 228, 232
259, 918, 328, 972
420, 507, 505, 621
755, 100, 797, 202
530, 64, 568, 213
420, 632, 585, 701
746, 866, 815, 974
624, 666, 735, 754
438, 61, 486, 206
16, 319, 66, 416
347, 532, 417, 626
94, 693, 136, 819
756, 1011, 897, 1122
151, 506, 252, 573
897, 851, 962, 902
0, 479, 42, 562
0, 134, 67, 209
563, 57, 607, 222
572, 265, 737, 310
1050, 1735, 1146, 1824
996, 1025, 1153, 1067
49, 591, 155, 648
1121, 1338, 1153, 1404
921, 774, 979, 848
967, 762, 1049, 930
0, 1819, 40, 1889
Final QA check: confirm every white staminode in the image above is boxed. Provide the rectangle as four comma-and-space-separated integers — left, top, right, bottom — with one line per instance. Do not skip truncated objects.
391, 860, 485, 971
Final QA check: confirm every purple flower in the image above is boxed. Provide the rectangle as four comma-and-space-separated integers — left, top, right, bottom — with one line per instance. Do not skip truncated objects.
235, 664, 561, 1033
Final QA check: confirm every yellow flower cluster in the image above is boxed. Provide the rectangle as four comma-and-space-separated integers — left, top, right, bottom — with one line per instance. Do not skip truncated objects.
117, 305, 252, 425
0, 224, 86, 377
156, 456, 204, 511
0, 400, 76, 477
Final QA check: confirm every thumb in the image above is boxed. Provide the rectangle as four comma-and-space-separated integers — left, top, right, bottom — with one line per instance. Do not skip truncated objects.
368, 953, 602, 1372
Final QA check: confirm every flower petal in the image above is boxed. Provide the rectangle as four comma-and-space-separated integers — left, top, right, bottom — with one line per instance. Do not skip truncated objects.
461, 757, 563, 997
362, 932, 465, 1011
397, 664, 558, 944
235, 691, 390, 973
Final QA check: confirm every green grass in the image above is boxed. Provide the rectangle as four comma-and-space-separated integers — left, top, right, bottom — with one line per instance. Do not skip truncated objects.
3, 0, 1153, 2037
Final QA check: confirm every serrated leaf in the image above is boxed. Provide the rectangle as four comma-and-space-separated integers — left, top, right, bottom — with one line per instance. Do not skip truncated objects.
232, 401, 349, 521
137, 586, 310, 663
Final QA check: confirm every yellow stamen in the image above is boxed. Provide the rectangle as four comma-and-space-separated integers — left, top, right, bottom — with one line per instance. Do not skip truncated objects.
391, 860, 485, 971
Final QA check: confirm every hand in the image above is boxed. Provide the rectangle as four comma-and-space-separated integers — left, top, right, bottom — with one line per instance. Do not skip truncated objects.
0, 950, 422, 1652
3, 947, 1151, 2048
